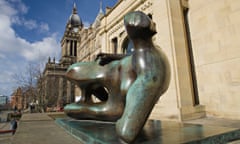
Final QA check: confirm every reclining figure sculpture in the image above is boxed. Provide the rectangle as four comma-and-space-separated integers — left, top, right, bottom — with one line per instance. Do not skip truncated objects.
64, 11, 170, 143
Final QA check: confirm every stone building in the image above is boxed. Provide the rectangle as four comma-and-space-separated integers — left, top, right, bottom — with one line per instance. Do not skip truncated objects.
10, 87, 23, 110
10, 87, 35, 110
41, 4, 82, 109
71, 0, 240, 121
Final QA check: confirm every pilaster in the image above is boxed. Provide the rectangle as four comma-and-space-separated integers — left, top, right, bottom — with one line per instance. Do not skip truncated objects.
166, 0, 205, 121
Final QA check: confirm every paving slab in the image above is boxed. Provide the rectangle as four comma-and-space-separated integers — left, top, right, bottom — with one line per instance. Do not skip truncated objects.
20, 113, 52, 121
185, 117, 240, 128
12, 113, 82, 144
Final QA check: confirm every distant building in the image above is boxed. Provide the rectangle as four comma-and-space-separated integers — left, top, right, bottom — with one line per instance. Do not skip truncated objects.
0, 95, 8, 105
0, 95, 10, 110
10, 87, 23, 110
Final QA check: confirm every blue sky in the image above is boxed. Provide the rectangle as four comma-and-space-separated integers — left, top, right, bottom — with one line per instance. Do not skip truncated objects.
0, 0, 117, 96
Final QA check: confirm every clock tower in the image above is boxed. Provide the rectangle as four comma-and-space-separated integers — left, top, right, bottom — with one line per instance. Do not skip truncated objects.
60, 3, 82, 64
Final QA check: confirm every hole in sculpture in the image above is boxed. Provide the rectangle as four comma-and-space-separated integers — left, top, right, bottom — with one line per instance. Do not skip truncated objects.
91, 85, 109, 103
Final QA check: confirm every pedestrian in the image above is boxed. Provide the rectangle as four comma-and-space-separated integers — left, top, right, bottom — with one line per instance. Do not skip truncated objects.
14, 106, 17, 112
10, 118, 18, 135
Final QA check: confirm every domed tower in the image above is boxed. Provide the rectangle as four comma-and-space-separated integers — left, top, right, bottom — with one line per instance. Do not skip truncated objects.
69, 3, 83, 31
60, 3, 82, 64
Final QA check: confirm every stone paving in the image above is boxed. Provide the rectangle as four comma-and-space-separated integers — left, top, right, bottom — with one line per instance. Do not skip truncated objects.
0, 122, 10, 130
185, 117, 240, 144
0, 110, 14, 134
0, 122, 12, 144
0, 133, 12, 144
185, 117, 240, 128
11, 113, 82, 144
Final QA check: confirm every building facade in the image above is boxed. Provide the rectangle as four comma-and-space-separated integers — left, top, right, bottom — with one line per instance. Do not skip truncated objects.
0, 95, 8, 105
44, 0, 240, 121
10, 87, 24, 110
72, 0, 240, 121
0, 95, 9, 110
10, 86, 38, 110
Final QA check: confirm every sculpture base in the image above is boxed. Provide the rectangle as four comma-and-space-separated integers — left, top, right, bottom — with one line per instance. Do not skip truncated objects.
56, 118, 240, 144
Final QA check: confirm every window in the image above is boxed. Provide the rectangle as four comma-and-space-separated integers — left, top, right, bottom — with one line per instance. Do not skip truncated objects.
70, 40, 73, 56
74, 41, 77, 56
112, 37, 118, 54
183, 7, 199, 105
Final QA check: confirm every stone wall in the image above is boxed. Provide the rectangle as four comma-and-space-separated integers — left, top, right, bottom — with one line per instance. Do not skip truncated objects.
188, 0, 240, 119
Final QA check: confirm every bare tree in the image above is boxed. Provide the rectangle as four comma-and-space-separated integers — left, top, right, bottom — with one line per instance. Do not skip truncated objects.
12, 62, 40, 109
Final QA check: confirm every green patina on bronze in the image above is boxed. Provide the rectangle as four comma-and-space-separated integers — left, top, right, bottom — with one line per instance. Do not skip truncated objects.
64, 11, 170, 143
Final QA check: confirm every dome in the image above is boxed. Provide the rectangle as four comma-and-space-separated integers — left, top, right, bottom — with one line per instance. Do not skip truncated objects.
69, 3, 82, 27
69, 14, 81, 26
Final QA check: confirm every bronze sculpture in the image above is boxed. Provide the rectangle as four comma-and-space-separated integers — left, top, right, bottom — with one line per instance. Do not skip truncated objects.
64, 11, 170, 143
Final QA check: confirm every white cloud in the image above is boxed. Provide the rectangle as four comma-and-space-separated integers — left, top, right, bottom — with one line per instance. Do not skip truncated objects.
0, 0, 60, 60
23, 19, 38, 30
39, 23, 50, 32
9, 0, 28, 14
11, 16, 50, 32
22, 34, 59, 61
5, 0, 47, 33
11, 16, 22, 25
17, 1, 28, 14
0, 0, 60, 95
0, 0, 17, 16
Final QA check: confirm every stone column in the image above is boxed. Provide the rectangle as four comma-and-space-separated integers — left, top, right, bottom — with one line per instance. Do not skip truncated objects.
58, 77, 63, 106
72, 40, 74, 56
67, 40, 70, 56
166, 0, 205, 120
66, 80, 71, 104
63, 40, 67, 57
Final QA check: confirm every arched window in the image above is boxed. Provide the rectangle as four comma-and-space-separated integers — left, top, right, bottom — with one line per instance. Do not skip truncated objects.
74, 41, 77, 56
70, 40, 73, 56
112, 37, 118, 54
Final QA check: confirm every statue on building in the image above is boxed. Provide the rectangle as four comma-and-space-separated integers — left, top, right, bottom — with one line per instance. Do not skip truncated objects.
64, 11, 171, 143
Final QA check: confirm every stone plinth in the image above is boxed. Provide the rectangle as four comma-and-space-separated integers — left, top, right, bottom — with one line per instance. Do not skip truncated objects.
56, 118, 240, 144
